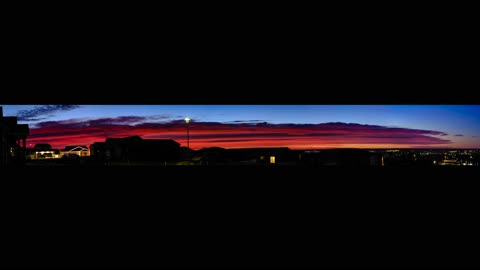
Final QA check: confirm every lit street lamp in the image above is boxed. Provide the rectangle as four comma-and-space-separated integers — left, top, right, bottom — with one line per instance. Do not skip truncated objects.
184, 117, 191, 148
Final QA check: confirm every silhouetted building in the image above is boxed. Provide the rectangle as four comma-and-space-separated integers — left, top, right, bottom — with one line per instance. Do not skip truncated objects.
0, 106, 29, 165
193, 147, 297, 165
28, 144, 61, 159
62, 145, 90, 157
90, 142, 107, 160
227, 147, 295, 164
193, 147, 228, 165
90, 136, 181, 163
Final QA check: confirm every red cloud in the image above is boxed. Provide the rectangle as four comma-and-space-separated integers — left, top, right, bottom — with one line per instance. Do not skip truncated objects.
27, 117, 453, 150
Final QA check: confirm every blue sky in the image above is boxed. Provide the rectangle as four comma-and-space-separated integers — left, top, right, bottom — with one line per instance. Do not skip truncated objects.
2, 105, 479, 149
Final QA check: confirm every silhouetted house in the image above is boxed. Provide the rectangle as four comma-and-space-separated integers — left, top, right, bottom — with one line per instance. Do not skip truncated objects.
90, 136, 181, 162
194, 147, 296, 165
29, 144, 61, 159
90, 142, 107, 160
228, 147, 295, 164
105, 136, 141, 161
193, 147, 228, 165
0, 106, 29, 165
180, 146, 195, 160
62, 145, 90, 157
302, 149, 375, 166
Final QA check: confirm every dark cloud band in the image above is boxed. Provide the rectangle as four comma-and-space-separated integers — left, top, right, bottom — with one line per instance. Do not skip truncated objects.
17, 105, 80, 121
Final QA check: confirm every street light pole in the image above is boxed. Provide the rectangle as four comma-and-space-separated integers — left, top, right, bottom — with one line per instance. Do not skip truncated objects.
184, 117, 190, 149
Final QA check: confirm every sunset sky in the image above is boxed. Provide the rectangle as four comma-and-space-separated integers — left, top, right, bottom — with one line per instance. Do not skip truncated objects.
2, 105, 480, 150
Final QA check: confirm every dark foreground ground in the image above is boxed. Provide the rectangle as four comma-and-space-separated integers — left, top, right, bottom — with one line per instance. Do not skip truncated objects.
2, 166, 479, 269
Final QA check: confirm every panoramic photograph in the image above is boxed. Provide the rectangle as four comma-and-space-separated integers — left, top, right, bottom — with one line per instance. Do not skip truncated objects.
1, 105, 479, 167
